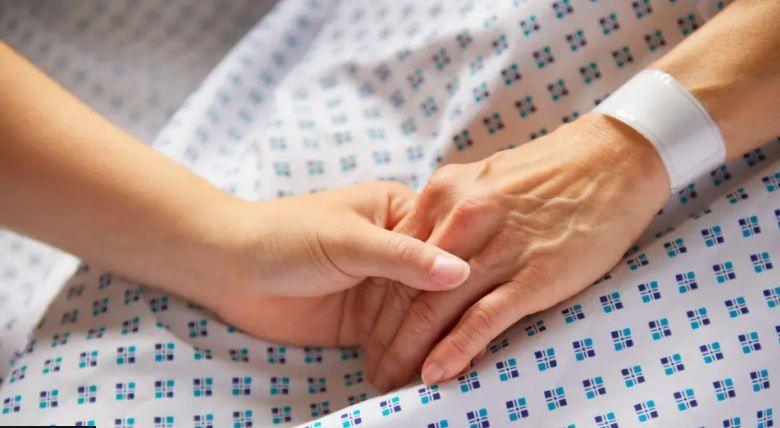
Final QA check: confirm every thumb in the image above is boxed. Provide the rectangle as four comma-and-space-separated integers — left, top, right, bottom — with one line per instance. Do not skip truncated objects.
341, 224, 470, 291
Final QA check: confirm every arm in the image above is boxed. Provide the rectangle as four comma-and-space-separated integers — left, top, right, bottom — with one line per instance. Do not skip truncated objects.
652, 0, 780, 159
0, 43, 238, 305
365, 0, 780, 390
0, 43, 469, 344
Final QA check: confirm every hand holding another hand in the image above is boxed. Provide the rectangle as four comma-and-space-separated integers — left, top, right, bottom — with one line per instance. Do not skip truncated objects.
364, 113, 671, 391
182, 181, 470, 346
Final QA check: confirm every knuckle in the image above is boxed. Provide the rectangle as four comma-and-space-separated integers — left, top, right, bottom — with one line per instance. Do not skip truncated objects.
406, 298, 441, 334
387, 235, 424, 265
423, 164, 461, 200
387, 285, 417, 313
445, 333, 471, 357
466, 303, 497, 333
450, 195, 492, 226
519, 258, 552, 286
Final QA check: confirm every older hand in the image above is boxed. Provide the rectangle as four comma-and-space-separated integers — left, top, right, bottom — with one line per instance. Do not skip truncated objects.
364, 113, 671, 391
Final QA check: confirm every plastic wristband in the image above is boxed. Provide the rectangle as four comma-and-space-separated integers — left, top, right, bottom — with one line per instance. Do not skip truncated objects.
594, 69, 726, 193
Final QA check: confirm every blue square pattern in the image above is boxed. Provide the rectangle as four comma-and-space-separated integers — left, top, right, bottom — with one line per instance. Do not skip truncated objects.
231, 377, 251, 396
583, 377, 606, 399
418, 385, 441, 404
676, 271, 698, 294
489, 338, 509, 354
534, 348, 557, 371
524, 319, 546, 337
39, 389, 59, 409
594, 412, 618, 428
426, 420, 449, 428
725, 296, 749, 318
762, 172, 780, 192
380, 396, 401, 416
634, 400, 658, 422
750, 369, 770, 392
572, 338, 595, 361
763, 287, 780, 308
611, 328, 633, 351
115, 382, 135, 401
340, 409, 362, 428
738, 331, 762, 354
544, 387, 567, 411
272, 408, 292, 428
663, 238, 687, 257
626, 252, 649, 270
466, 408, 490, 428
309, 401, 329, 418
153, 415, 175, 428
713, 262, 736, 283
738, 215, 762, 237
673, 388, 698, 411
271, 376, 290, 395
723, 416, 742, 428
193, 378, 213, 398
496, 358, 519, 381
699, 342, 724, 364
661, 353, 685, 375
599, 292, 623, 313
638, 281, 661, 303
713, 378, 736, 401
727, 187, 749, 204
750, 252, 773, 273
505, 397, 529, 422
154, 342, 175, 362
562, 304, 585, 323
232, 410, 252, 428
757, 408, 773, 428
701, 226, 725, 247
458, 371, 481, 393
2, 395, 21, 414
154, 379, 175, 399
649, 318, 672, 340
687, 307, 711, 329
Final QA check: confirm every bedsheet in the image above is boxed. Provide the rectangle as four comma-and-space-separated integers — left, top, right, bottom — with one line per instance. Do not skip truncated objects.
0, 0, 777, 426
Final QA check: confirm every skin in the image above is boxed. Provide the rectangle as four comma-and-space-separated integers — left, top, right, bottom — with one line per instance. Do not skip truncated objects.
364, 0, 780, 391
1, 0, 778, 394
0, 43, 471, 347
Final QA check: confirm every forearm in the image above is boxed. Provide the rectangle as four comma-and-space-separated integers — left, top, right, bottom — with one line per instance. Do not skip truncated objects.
0, 43, 241, 301
652, 0, 780, 159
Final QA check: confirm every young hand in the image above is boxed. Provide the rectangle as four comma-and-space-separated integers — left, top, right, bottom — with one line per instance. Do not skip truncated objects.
182, 181, 470, 346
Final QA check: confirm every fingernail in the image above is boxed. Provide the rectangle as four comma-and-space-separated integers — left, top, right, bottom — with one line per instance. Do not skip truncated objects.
422, 362, 445, 385
429, 254, 470, 287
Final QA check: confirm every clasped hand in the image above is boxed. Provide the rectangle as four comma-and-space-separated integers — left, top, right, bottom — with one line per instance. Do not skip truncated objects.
195, 114, 669, 393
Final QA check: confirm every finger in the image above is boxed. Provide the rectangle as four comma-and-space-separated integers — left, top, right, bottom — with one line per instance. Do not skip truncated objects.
343, 224, 470, 291
426, 199, 503, 259
362, 213, 432, 384
364, 283, 421, 386
370, 267, 501, 390
364, 200, 499, 387
421, 283, 532, 384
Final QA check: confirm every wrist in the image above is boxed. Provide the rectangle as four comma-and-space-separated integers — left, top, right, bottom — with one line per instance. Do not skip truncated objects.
152, 194, 255, 307
569, 113, 671, 210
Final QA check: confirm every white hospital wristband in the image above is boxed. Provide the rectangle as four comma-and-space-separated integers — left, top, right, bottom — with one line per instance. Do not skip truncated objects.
594, 69, 726, 193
